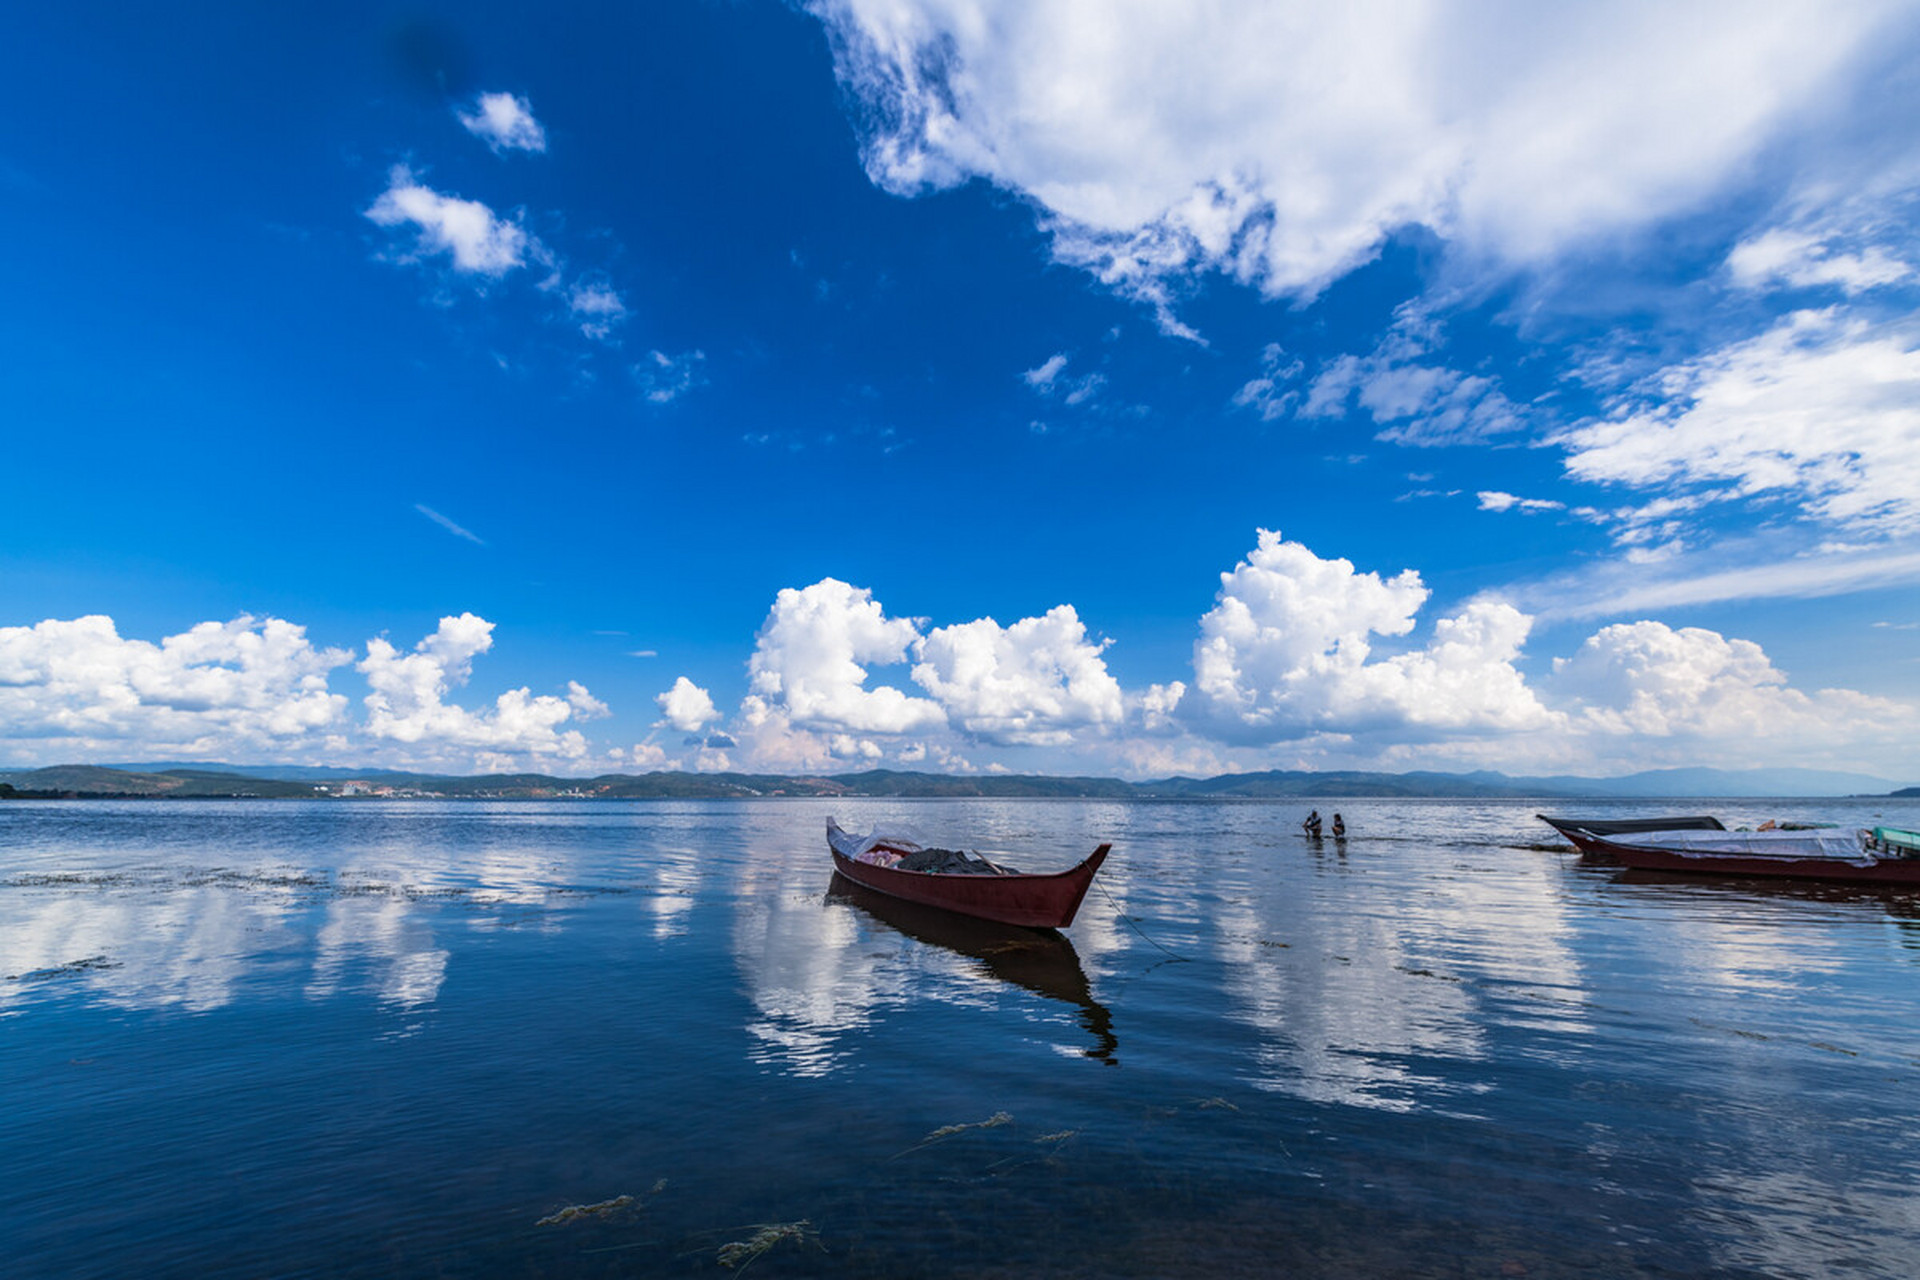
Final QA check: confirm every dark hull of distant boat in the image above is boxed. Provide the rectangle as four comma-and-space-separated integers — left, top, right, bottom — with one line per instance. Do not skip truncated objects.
1538, 814, 1727, 840
1541, 816, 1920, 885
827, 826, 1110, 929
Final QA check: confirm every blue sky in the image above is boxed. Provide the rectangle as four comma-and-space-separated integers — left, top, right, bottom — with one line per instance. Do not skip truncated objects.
3, 0, 1918, 781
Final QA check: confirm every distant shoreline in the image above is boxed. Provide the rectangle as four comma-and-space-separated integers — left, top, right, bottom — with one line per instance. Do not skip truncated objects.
3, 765, 1916, 803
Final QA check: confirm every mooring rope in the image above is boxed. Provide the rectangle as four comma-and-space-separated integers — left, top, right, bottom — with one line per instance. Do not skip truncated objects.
1094, 876, 1191, 963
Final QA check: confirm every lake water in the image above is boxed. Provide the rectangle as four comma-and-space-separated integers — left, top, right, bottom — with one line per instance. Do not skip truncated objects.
6, 796, 1920, 1278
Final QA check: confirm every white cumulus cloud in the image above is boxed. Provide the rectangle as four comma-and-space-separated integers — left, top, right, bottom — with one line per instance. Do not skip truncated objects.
458, 91, 549, 154
725, 695, 835, 774
358, 613, 598, 762
1148, 531, 1914, 775
657, 676, 720, 734
566, 681, 610, 721
0, 615, 350, 763
1548, 620, 1910, 762
747, 579, 947, 735
1184, 531, 1559, 742
911, 604, 1124, 745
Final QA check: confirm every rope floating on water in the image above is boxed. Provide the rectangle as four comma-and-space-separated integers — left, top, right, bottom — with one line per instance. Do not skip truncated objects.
1094, 877, 1190, 963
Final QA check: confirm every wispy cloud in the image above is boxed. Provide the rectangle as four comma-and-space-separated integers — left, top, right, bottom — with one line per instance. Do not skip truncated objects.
1727, 226, 1911, 295
1023, 353, 1068, 389
415, 504, 485, 545
366, 165, 532, 277
1303, 308, 1525, 446
1555, 308, 1920, 538
1523, 545, 1920, 621
1231, 343, 1304, 421
566, 280, 628, 340
634, 349, 706, 404
368, 102, 648, 358
1477, 491, 1565, 514
1022, 351, 1107, 408
814, 0, 1910, 319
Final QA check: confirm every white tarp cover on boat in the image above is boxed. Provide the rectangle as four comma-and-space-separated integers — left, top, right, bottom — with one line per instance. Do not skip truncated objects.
828, 822, 930, 868
1610, 827, 1874, 863
833, 824, 925, 857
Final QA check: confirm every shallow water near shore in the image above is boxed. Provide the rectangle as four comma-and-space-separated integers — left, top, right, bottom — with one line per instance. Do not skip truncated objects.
5, 795, 1920, 1278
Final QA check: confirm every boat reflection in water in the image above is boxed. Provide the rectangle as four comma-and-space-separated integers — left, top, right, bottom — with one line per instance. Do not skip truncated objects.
825, 871, 1118, 1064
1609, 865, 1920, 930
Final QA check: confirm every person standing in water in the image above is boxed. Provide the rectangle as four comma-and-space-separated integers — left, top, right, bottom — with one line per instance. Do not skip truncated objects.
1332, 813, 1346, 839
1303, 809, 1323, 838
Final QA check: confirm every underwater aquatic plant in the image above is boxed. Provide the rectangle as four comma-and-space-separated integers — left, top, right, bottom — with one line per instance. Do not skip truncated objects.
536, 1196, 633, 1226
890, 1113, 1021, 1166
535, 1179, 667, 1226
920, 1111, 1012, 1143
891, 1110, 1014, 1160
716, 1219, 818, 1270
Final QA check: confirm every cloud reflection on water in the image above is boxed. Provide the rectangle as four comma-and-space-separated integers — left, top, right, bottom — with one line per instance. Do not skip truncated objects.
8, 797, 1920, 1278
0, 802, 613, 1016
2, 877, 308, 1013
1136, 805, 1596, 1113
306, 896, 449, 1009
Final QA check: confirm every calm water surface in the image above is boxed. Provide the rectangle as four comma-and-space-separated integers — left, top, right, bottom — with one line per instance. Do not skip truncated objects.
5, 797, 1920, 1278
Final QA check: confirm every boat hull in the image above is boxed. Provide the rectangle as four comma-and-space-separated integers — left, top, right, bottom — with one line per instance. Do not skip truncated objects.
827, 835, 1110, 929
1538, 814, 1725, 840
1550, 824, 1920, 885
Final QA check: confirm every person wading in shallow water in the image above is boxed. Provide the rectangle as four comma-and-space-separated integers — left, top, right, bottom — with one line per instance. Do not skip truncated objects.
1332, 813, 1346, 839
1303, 810, 1323, 838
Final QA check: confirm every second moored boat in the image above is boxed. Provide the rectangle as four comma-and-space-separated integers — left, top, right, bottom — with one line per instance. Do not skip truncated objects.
1540, 814, 1920, 884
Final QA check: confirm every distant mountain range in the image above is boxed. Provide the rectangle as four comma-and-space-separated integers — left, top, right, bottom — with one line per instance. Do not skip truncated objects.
1, 762, 1913, 800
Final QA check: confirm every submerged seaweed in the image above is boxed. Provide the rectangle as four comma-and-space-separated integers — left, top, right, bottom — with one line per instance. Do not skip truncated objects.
890, 1110, 1016, 1162
536, 1179, 667, 1227
7, 955, 122, 982
920, 1110, 1012, 1143
537, 1195, 634, 1227
716, 1219, 818, 1270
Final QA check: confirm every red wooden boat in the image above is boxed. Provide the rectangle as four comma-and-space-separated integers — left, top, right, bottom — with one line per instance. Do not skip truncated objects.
1539, 815, 1920, 885
826, 819, 1110, 929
